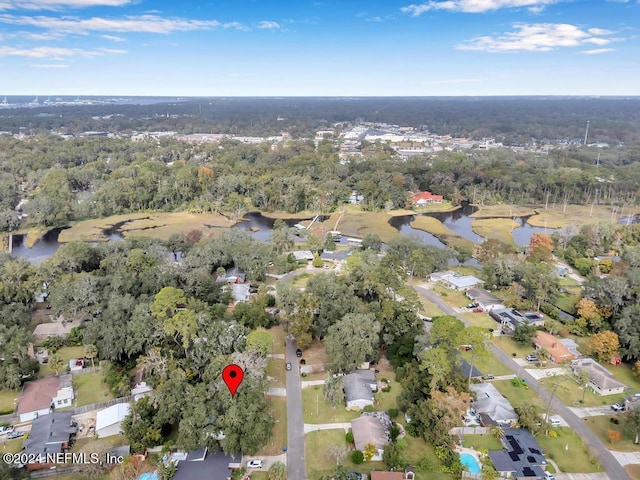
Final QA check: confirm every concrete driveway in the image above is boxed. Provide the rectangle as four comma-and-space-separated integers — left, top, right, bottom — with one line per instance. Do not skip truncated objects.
526, 367, 570, 379
568, 406, 617, 418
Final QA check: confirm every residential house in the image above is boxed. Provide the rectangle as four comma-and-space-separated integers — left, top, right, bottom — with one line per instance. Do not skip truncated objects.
533, 332, 575, 363
411, 191, 443, 206
96, 402, 131, 438
488, 428, 548, 479
349, 192, 364, 204
344, 370, 378, 410
230, 283, 251, 303
23, 411, 76, 471
430, 271, 484, 291
33, 318, 83, 341
466, 289, 506, 312
470, 383, 518, 426
216, 267, 246, 284
571, 358, 626, 396
289, 250, 315, 262
459, 359, 483, 382
490, 308, 545, 333
172, 447, 235, 480
17, 375, 75, 422
131, 382, 153, 401
351, 415, 389, 461
625, 393, 640, 411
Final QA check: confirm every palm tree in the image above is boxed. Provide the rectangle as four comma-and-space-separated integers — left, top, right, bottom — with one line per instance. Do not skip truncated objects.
490, 424, 505, 441
84, 344, 98, 369
50, 354, 64, 375
268, 461, 287, 480
536, 348, 550, 366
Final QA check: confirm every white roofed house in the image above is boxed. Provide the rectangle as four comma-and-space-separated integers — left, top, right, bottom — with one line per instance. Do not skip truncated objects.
430, 271, 484, 291
95, 402, 131, 438
571, 358, 626, 396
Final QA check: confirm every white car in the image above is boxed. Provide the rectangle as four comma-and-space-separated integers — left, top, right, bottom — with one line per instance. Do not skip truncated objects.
543, 471, 556, 480
546, 416, 562, 426
247, 460, 263, 469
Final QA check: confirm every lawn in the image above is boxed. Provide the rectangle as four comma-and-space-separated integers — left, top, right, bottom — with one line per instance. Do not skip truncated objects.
39, 346, 86, 377
539, 376, 626, 408
553, 293, 579, 316
471, 218, 519, 247
492, 380, 545, 409
373, 363, 401, 413
0, 389, 20, 414
266, 358, 286, 388
301, 340, 329, 367
493, 336, 536, 360
461, 434, 502, 452
537, 427, 602, 473
431, 286, 470, 309
460, 312, 498, 330
59, 211, 235, 243
73, 371, 115, 406
461, 351, 511, 377
604, 362, 640, 393
266, 325, 286, 355
583, 415, 640, 452
258, 396, 288, 456
410, 216, 475, 251
2, 437, 26, 453
302, 386, 359, 424
290, 272, 312, 288
419, 300, 447, 319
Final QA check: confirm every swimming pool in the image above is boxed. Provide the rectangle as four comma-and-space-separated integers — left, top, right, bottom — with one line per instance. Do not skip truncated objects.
460, 452, 481, 474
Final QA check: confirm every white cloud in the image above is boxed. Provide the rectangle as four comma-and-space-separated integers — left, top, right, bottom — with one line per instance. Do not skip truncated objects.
581, 48, 614, 54
456, 22, 617, 52
0, 44, 125, 58
0, 0, 131, 10
257, 20, 280, 29
0, 14, 247, 34
100, 34, 125, 41
401, 0, 560, 15
29, 62, 69, 67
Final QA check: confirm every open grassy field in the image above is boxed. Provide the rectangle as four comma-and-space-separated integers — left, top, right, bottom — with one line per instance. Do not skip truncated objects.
539, 376, 626, 408
419, 299, 447, 319
302, 386, 359, 424
461, 351, 512, 377
59, 211, 235, 242
0, 388, 19, 414
537, 427, 602, 473
431, 285, 470, 309
583, 415, 640, 452
493, 336, 537, 360
73, 371, 114, 406
492, 379, 545, 409
460, 312, 498, 330
410, 216, 475, 251
258, 396, 288, 456
266, 358, 286, 388
471, 218, 519, 247
527, 204, 640, 229
39, 346, 86, 377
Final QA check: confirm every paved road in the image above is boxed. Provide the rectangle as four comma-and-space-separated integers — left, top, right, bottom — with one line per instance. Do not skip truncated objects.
285, 338, 306, 480
413, 284, 630, 480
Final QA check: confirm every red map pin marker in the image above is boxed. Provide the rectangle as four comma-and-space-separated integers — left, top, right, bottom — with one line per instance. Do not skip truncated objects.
222, 364, 244, 397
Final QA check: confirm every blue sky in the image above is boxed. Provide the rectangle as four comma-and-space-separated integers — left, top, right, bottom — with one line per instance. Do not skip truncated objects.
0, 0, 638, 95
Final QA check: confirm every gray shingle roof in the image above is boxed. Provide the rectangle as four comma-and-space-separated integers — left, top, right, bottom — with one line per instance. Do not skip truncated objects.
344, 370, 376, 403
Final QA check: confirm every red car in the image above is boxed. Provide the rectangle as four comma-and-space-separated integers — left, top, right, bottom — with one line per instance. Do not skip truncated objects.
472, 308, 484, 313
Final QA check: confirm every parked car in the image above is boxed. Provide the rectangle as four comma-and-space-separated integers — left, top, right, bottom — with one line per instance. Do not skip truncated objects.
295, 348, 303, 357
482, 374, 495, 381
543, 471, 556, 480
472, 308, 484, 313
7, 430, 25, 439
286, 362, 292, 371
0, 426, 14, 435
466, 303, 479, 308
525, 354, 538, 362
460, 345, 473, 351
348, 472, 363, 480
611, 403, 626, 412
545, 416, 562, 426
247, 459, 263, 469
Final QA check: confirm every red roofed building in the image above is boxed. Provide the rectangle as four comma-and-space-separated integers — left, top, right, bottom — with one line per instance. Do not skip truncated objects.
411, 191, 443, 206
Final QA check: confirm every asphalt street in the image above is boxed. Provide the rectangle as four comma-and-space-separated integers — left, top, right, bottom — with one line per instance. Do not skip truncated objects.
285, 338, 307, 480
